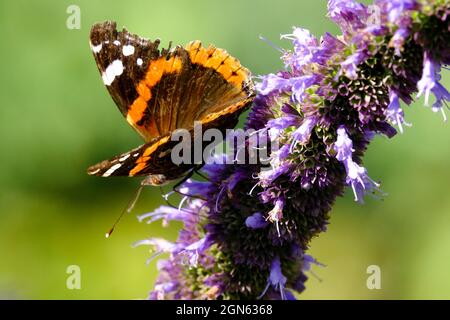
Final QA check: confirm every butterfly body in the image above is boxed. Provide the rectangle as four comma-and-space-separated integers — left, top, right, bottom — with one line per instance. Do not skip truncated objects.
87, 21, 254, 185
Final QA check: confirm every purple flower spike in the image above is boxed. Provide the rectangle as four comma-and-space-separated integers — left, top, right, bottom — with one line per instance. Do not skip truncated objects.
258, 256, 288, 300
245, 212, 269, 229
141, 1, 450, 300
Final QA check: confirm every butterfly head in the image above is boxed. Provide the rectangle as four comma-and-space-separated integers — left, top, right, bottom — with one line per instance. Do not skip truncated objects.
141, 174, 170, 186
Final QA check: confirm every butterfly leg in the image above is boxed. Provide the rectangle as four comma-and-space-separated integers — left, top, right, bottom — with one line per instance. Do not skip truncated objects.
171, 167, 196, 193
172, 164, 207, 199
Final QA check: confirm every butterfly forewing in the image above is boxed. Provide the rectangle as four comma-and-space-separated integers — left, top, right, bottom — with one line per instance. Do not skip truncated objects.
90, 21, 167, 141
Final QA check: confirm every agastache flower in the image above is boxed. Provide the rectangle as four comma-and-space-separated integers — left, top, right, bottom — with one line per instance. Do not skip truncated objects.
341, 51, 367, 79
290, 116, 318, 152
390, 26, 410, 55
381, 0, 417, 24
417, 52, 437, 105
180, 235, 213, 266
258, 256, 288, 300
267, 198, 285, 237
291, 75, 318, 102
334, 126, 380, 203
137, 205, 194, 226
417, 52, 450, 120
385, 90, 410, 133
256, 73, 291, 96
258, 162, 292, 187
256, 74, 317, 103
327, 0, 368, 34
431, 82, 450, 121
281, 27, 318, 71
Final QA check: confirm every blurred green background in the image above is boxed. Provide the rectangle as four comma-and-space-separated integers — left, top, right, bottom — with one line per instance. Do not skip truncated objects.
0, 0, 449, 299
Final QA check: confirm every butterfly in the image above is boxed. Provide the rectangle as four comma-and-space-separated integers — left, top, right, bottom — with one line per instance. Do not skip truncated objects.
87, 21, 255, 185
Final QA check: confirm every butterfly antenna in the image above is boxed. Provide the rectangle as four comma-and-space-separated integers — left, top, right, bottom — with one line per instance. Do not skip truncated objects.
105, 184, 144, 238
259, 35, 283, 52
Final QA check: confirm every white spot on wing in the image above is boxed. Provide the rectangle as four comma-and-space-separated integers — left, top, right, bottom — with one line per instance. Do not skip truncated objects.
122, 45, 135, 56
113, 40, 121, 46
119, 154, 130, 162
137, 58, 143, 66
90, 168, 100, 175
101, 60, 124, 86
102, 163, 122, 177
91, 43, 102, 53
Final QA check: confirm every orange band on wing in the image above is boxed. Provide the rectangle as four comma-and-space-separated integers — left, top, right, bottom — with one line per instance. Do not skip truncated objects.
187, 42, 248, 89
129, 136, 170, 176
126, 55, 183, 140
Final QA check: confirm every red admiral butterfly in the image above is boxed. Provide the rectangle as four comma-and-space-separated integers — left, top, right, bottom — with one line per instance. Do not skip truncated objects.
87, 21, 255, 185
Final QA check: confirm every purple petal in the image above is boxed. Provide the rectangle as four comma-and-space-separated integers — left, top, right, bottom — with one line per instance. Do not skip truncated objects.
431, 82, 450, 121
267, 115, 301, 130
178, 179, 211, 197
385, 90, 408, 133
267, 198, 285, 225
291, 75, 317, 102
290, 117, 318, 152
281, 27, 318, 70
258, 162, 292, 187
327, 0, 368, 33
245, 212, 269, 229
417, 52, 437, 105
334, 126, 353, 161
334, 127, 381, 203
341, 51, 366, 79
256, 73, 291, 95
